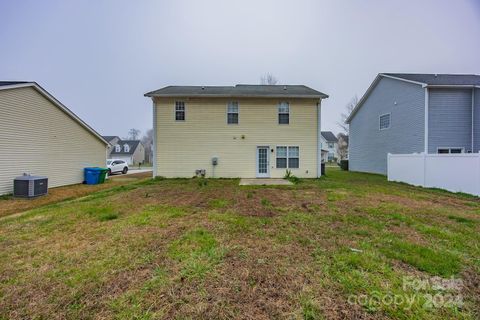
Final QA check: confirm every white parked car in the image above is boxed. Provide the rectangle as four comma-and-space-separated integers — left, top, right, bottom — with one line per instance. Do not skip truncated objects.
107, 159, 128, 175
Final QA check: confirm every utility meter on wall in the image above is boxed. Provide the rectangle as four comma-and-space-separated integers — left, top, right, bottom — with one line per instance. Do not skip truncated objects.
212, 157, 218, 166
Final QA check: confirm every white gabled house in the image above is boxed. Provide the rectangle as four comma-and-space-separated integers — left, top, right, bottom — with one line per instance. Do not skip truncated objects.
320, 131, 339, 162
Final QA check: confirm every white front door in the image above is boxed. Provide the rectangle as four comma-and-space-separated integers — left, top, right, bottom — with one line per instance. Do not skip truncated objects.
256, 146, 270, 178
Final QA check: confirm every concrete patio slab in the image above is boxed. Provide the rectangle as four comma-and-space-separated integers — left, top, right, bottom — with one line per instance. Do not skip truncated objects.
239, 178, 293, 186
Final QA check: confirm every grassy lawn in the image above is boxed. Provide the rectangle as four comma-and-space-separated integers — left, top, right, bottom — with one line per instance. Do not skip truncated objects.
0, 168, 479, 319
0, 172, 152, 219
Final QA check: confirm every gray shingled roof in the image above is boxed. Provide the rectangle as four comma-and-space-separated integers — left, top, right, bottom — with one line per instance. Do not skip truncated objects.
0, 81, 29, 87
321, 131, 338, 142
383, 73, 480, 86
145, 84, 328, 99
102, 136, 120, 142
110, 140, 141, 155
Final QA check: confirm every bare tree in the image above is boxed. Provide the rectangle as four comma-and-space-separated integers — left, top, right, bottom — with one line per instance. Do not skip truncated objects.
141, 129, 154, 163
127, 128, 141, 140
337, 96, 358, 134
337, 132, 349, 160
260, 73, 278, 85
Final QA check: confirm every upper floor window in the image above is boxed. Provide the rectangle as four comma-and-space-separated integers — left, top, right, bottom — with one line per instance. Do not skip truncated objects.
124, 144, 130, 152
379, 113, 390, 130
175, 101, 185, 121
328, 142, 334, 148
227, 102, 239, 124
278, 102, 289, 124
115, 145, 121, 152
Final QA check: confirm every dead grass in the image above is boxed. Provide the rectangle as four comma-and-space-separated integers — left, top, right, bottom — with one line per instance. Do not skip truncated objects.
0, 168, 479, 319
0, 172, 152, 219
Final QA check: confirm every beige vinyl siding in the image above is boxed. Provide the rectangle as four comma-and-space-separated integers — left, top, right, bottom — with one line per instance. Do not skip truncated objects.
0, 87, 106, 195
132, 143, 145, 164
154, 97, 318, 178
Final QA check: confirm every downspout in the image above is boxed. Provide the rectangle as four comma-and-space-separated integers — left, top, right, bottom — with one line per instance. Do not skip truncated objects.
317, 100, 322, 177
424, 87, 429, 154
152, 99, 157, 178
472, 88, 475, 152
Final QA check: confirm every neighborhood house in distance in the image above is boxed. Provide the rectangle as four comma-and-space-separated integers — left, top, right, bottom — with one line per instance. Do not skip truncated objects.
0, 81, 108, 195
103, 136, 145, 165
347, 73, 480, 174
320, 131, 339, 162
145, 84, 328, 178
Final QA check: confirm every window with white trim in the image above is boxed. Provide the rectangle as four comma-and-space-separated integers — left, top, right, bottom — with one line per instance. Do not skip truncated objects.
227, 102, 239, 124
276, 146, 299, 168
288, 146, 299, 168
276, 146, 287, 168
124, 144, 130, 152
437, 148, 463, 154
379, 114, 390, 130
278, 102, 289, 124
175, 101, 185, 121
115, 145, 121, 152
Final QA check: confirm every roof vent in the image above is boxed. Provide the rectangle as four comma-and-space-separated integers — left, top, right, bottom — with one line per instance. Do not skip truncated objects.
434, 74, 438, 77
283, 86, 287, 90
201, 86, 205, 90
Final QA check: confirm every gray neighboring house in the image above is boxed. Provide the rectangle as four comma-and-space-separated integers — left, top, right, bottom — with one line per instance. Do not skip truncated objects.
346, 73, 480, 175
103, 136, 145, 165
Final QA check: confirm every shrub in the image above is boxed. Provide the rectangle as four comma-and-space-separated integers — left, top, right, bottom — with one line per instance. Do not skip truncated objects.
284, 169, 300, 184
339, 160, 349, 171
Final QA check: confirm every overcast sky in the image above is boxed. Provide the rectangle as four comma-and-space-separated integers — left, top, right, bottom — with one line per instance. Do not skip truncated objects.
1, 0, 479, 138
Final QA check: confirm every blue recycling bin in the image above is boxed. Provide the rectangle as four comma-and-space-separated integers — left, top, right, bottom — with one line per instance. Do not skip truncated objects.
84, 167, 101, 185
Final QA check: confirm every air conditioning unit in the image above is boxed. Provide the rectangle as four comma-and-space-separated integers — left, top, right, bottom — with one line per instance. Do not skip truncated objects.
13, 174, 48, 198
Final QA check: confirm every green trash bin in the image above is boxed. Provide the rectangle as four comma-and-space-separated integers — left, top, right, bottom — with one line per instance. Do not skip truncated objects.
98, 168, 109, 183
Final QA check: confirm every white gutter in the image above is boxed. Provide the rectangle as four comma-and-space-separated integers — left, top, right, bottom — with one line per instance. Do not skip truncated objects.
152, 99, 157, 178
316, 100, 322, 177
380, 74, 427, 86
473, 89, 475, 152
425, 85, 478, 88
424, 87, 429, 153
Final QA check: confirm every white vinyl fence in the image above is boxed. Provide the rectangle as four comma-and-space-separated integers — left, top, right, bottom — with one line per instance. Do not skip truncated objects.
387, 153, 480, 196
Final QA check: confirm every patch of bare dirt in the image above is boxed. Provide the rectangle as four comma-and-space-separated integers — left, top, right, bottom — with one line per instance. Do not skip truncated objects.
123, 182, 330, 217
461, 269, 480, 317
387, 225, 428, 245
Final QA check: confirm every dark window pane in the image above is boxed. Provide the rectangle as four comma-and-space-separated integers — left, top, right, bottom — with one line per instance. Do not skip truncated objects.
450, 148, 462, 154
227, 113, 238, 124
288, 158, 299, 168
176, 111, 185, 121
279, 114, 289, 124
380, 114, 390, 129
438, 149, 449, 154
276, 158, 287, 168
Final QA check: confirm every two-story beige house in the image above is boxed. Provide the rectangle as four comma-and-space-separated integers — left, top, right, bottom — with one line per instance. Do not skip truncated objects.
145, 85, 328, 178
